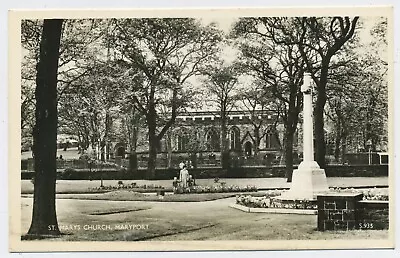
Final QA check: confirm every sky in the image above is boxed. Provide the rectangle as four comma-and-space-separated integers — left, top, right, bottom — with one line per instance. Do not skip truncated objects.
188, 16, 387, 112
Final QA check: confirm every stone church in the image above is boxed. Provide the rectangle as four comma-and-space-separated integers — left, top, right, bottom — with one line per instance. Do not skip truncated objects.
128, 110, 298, 168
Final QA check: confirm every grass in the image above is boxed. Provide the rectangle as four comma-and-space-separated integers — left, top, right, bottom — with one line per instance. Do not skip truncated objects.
22, 190, 261, 202
88, 207, 150, 215
19, 177, 390, 243
20, 197, 389, 242
21, 147, 80, 160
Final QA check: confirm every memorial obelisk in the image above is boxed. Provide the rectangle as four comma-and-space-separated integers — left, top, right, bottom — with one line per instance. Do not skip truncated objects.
281, 73, 329, 200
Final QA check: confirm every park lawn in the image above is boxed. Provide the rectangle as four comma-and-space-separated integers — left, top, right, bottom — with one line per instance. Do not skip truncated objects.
22, 191, 262, 202
21, 198, 218, 241
21, 197, 388, 242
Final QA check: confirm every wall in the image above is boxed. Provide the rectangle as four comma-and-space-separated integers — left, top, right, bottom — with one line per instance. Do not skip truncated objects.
317, 194, 389, 231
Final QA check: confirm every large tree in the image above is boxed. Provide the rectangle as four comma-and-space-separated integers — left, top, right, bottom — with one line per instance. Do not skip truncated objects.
296, 17, 359, 167
325, 18, 388, 158
232, 18, 305, 181
27, 19, 63, 236
117, 65, 147, 172
246, 17, 359, 168
122, 106, 144, 172
22, 19, 106, 152
58, 59, 124, 157
57, 20, 118, 154
114, 18, 222, 179
202, 62, 240, 169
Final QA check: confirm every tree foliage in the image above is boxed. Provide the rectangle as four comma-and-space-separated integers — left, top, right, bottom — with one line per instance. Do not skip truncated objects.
232, 18, 305, 180
201, 62, 241, 168
325, 17, 388, 159
235, 17, 359, 168
113, 18, 223, 178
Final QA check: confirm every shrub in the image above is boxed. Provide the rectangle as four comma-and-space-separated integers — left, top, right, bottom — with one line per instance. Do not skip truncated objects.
157, 189, 165, 196
79, 153, 90, 160
119, 167, 128, 173
61, 168, 76, 180
174, 184, 258, 194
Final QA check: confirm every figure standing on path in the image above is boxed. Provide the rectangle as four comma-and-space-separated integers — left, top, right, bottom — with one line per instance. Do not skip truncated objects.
179, 164, 189, 188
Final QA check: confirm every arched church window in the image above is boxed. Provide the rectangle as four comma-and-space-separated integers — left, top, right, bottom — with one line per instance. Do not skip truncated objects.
230, 127, 240, 150
265, 130, 276, 149
177, 130, 189, 152
206, 128, 220, 151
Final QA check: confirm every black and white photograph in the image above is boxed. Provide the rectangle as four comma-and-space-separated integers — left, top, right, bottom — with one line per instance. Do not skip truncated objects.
8, 7, 394, 252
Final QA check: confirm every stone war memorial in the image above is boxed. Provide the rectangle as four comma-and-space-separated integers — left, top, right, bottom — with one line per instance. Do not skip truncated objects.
279, 73, 329, 200
11, 6, 393, 253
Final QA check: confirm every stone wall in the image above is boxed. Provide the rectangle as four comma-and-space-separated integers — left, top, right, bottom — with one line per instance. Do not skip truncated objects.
317, 193, 389, 231
317, 193, 363, 231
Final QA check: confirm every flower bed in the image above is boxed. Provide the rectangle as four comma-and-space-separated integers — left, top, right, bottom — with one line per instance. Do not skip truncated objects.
331, 187, 388, 201
235, 194, 317, 209
174, 184, 257, 194
235, 188, 389, 209
89, 181, 165, 192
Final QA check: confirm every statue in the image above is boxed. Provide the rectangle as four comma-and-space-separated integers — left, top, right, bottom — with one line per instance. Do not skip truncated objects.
179, 164, 189, 188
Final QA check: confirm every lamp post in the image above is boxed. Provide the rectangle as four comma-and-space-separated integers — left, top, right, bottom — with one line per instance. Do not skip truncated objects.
366, 139, 372, 165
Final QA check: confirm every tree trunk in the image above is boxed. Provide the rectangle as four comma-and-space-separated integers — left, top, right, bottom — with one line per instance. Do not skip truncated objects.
128, 109, 139, 173
283, 96, 300, 182
101, 111, 111, 162
314, 62, 329, 168
334, 121, 341, 162
129, 152, 138, 174
314, 98, 327, 168
220, 115, 230, 169
147, 109, 158, 179
284, 130, 295, 182
254, 127, 260, 157
341, 135, 347, 164
147, 139, 157, 179
27, 19, 63, 237
166, 131, 173, 168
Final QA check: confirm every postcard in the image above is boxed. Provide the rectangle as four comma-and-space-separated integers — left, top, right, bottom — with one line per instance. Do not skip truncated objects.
9, 6, 394, 252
